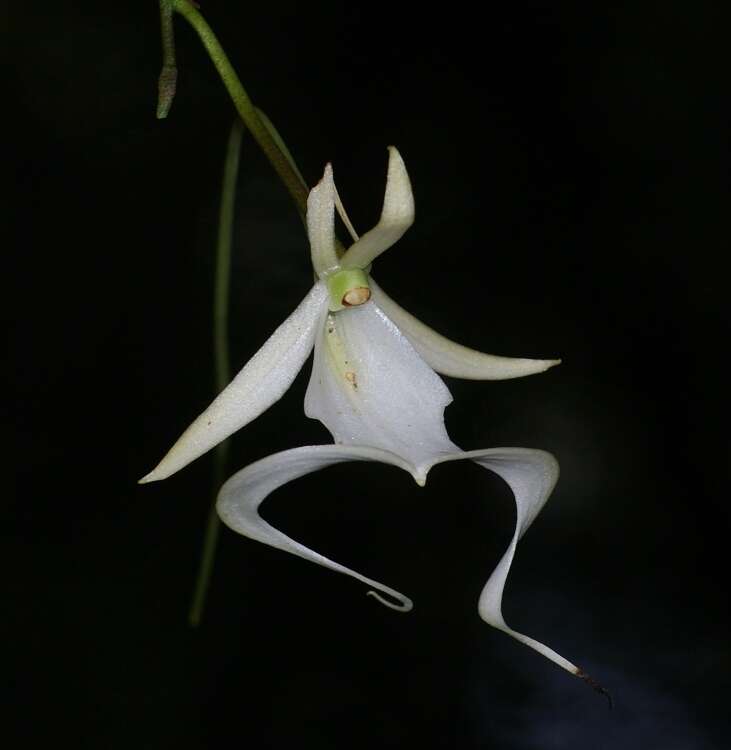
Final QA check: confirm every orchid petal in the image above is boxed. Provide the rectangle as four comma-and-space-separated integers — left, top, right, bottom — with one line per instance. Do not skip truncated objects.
339, 146, 415, 270
139, 282, 328, 483
305, 299, 457, 482
333, 183, 359, 244
216, 444, 415, 611
307, 164, 339, 277
429, 447, 579, 675
370, 279, 560, 380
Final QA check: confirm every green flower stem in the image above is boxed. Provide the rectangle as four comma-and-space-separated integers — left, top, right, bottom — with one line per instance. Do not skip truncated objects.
188, 119, 243, 627
187, 494, 221, 628
171, 0, 308, 221
212, 122, 242, 397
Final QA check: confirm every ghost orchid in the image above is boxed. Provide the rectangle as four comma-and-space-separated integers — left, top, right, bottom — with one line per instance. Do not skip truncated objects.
141, 147, 597, 688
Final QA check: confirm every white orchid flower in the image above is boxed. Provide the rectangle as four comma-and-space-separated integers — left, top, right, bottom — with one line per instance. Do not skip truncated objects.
141, 147, 598, 689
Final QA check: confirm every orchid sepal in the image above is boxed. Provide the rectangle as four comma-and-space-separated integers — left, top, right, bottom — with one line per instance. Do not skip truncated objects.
339, 146, 415, 271
307, 164, 339, 277
370, 279, 561, 380
139, 281, 328, 483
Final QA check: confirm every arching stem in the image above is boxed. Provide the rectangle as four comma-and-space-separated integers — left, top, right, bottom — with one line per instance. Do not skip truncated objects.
188, 119, 242, 627
158, 0, 308, 221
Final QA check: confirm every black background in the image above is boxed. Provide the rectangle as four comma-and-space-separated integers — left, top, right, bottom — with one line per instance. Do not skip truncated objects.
5, 1, 730, 747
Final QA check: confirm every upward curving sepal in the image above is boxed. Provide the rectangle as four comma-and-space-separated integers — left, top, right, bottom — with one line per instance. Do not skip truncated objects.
139, 282, 328, 483
339, 146, 415, 270
216, 444, 416, 611
308, 164, 339, 276
370, 279, 560, 380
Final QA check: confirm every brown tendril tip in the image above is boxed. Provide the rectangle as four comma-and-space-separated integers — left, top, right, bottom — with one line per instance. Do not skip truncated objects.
576, 667, 613, 710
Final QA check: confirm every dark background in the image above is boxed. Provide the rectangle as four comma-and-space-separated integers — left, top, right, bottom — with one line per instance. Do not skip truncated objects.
5, 1, 729, 747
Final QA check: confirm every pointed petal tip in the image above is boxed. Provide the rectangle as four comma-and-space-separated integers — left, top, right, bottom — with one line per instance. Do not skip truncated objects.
138, 469, 159, 485
535, 357, 561, 374
509, 356, 561, 377
138, 462, 171, 483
